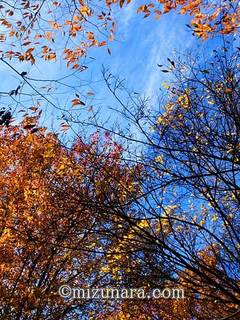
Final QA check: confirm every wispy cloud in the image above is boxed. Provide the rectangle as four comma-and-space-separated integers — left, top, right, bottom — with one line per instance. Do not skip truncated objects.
117, 2, 136, 37
143, 14, 195, 99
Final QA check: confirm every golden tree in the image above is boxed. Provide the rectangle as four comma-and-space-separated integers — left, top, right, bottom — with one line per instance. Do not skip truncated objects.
0, 119, 141, 319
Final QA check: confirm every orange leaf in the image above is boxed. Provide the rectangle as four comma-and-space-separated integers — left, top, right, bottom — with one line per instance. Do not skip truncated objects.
71, 98, 86, 106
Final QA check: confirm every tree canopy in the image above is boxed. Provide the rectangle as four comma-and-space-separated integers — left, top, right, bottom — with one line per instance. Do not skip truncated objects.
0, 0, 239, 319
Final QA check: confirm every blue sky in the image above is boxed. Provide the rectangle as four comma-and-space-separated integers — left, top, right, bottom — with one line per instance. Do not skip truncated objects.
67, 5, 221, 140
87, 8, 198, 98
0, 3, 230, 139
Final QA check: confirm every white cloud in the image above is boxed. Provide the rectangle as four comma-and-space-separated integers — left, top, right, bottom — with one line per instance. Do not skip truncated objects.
143, 14, 195, 100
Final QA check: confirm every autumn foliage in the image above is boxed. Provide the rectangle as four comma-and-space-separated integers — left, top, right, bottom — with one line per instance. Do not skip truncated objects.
89, 47, 240, 319
0, 0, 238, 72
0, 123, 142, 319
0, 0, 239, 319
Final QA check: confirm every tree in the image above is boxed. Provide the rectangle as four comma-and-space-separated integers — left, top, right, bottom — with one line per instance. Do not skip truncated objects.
80, 46, 240, 319
0, 119, 142, 319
